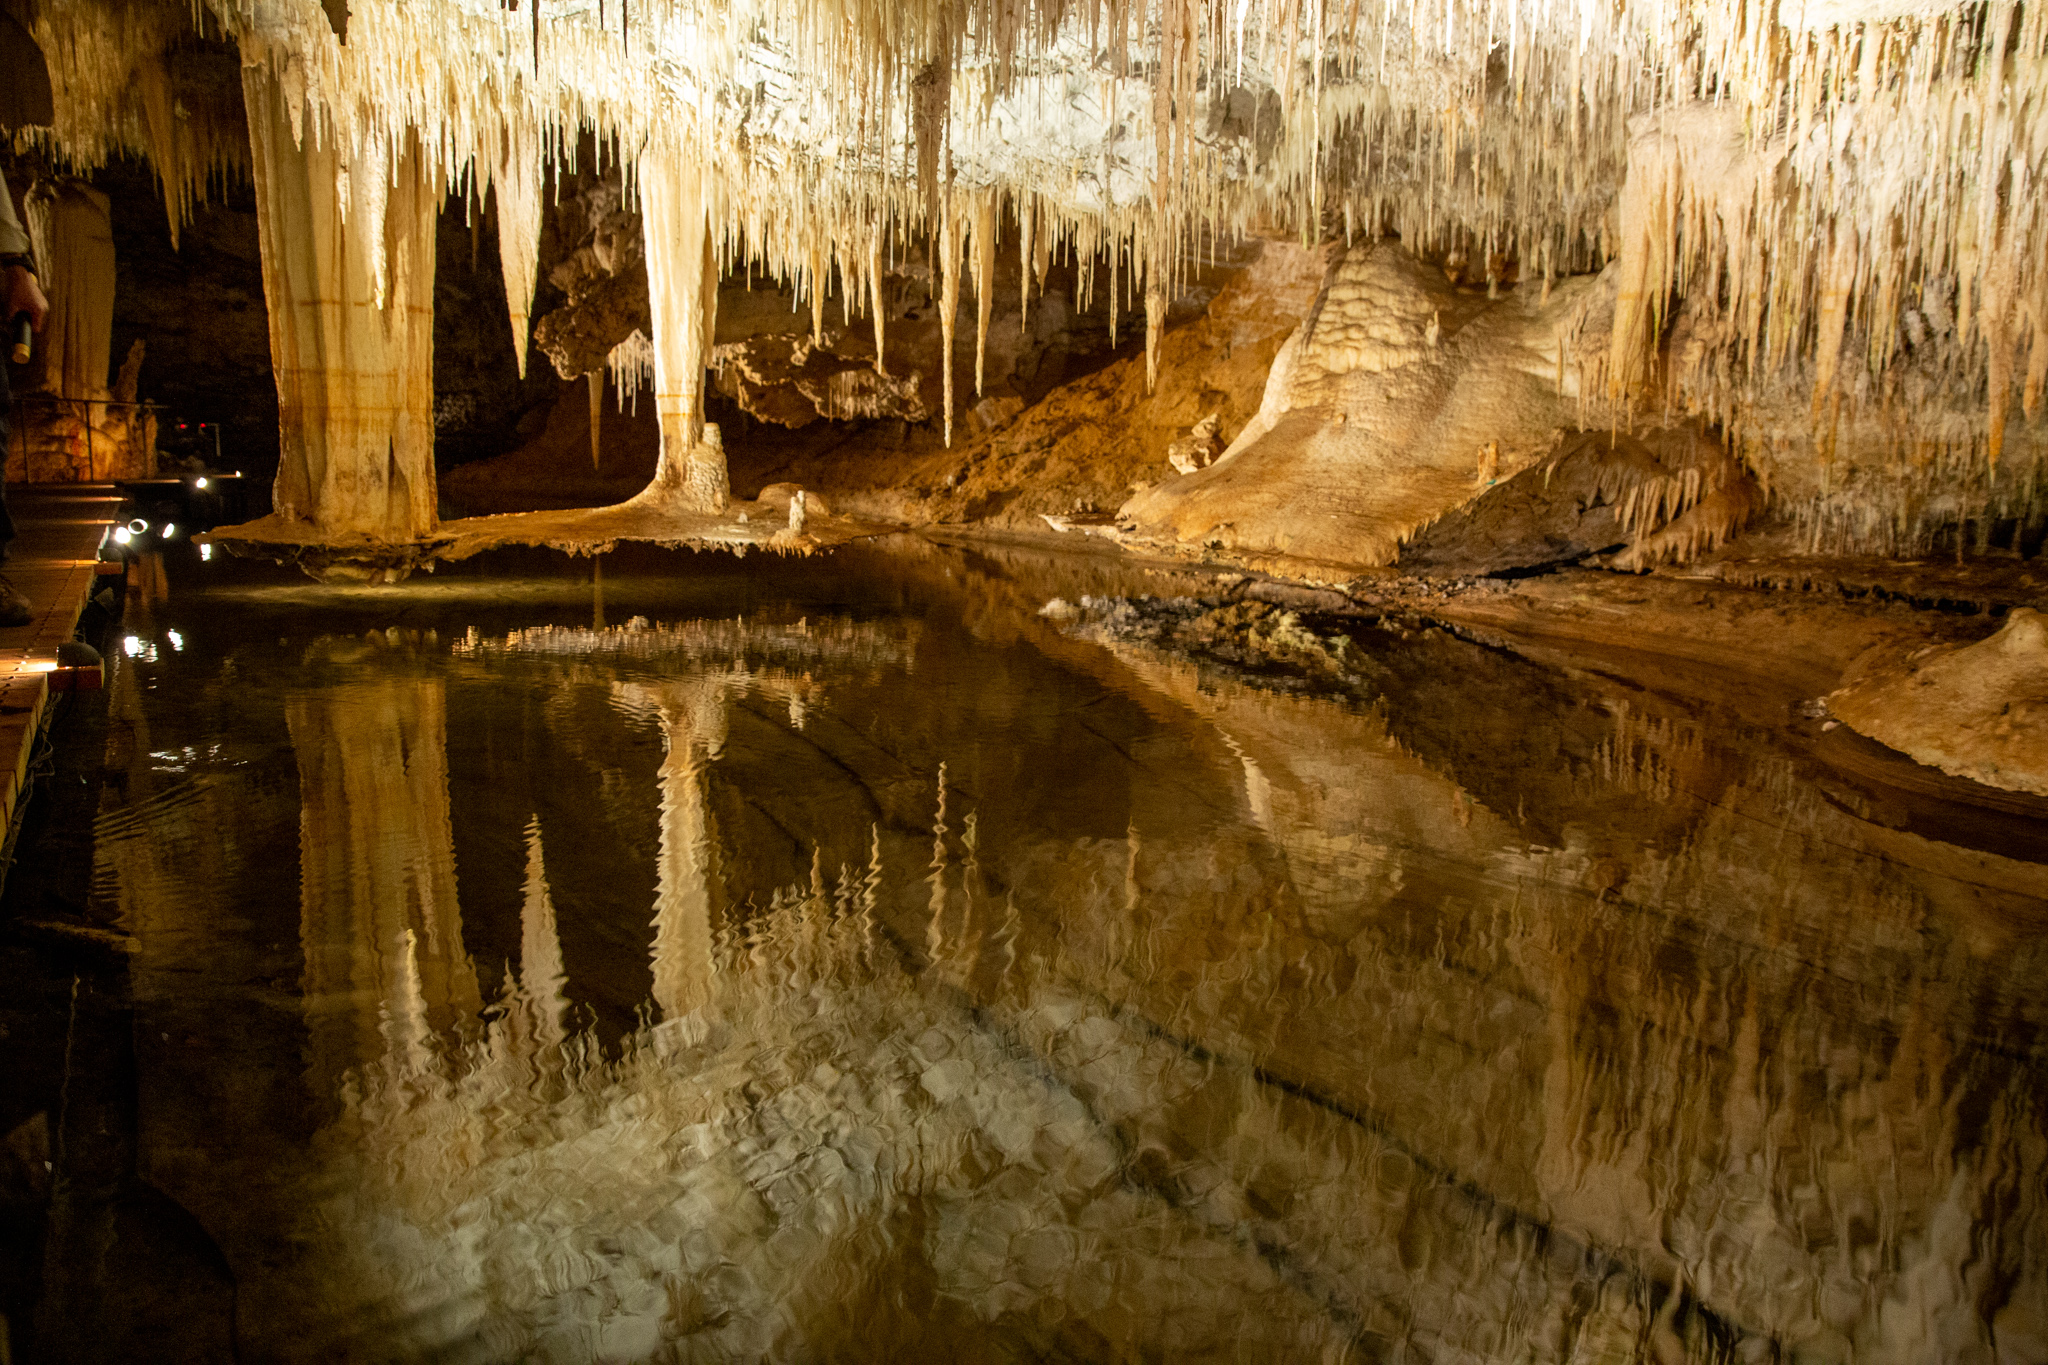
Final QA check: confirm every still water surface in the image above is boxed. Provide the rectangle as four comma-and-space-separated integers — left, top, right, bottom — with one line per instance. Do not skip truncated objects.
62, 541, 2048, 1362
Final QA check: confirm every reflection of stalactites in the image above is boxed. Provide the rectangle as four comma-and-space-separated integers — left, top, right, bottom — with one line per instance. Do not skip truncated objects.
1215, 728, 1273, 832
926, 762, 950, 964
858, 822, 884, 966
291, 676, 480, 1094
1125, 820, 1142, 915
650, 689, 720, 1020
520, 816, 570, 1047
377, 928, 439, 1084
952, 810, 985, 976
993, 890, 1021, 990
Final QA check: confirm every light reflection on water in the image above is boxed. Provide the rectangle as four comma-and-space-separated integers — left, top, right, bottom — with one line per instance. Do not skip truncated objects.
86, 543, 2048, 1363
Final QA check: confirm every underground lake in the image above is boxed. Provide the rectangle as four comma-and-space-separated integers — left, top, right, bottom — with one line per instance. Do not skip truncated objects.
2, 538, 2042, 1362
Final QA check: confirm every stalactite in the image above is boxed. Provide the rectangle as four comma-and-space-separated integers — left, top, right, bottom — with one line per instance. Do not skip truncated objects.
22, 0, 2047, 545
1144, 280, 1166, 393
973, 190, 996, 397
494, 109, 544, 379
940, 187, 962, 446
607, 330, 655, 413
869, 222, 889, 376
809, 235, 827, 346
1019, 195, 1036, 335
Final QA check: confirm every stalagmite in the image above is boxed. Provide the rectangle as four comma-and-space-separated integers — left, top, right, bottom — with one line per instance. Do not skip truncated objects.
242, 66, 438, 541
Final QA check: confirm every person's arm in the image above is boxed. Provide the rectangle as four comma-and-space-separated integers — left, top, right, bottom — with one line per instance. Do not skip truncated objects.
1, 178, 49, 333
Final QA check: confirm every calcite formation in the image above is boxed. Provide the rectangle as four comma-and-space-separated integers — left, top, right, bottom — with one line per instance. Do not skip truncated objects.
13, 0, 2043, 558
1123, 243, 1599, 567
243, 67, 440, 540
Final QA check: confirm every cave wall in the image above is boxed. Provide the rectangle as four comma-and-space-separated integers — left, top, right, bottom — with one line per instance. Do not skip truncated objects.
430, 187, 564, 478
96, 158, 275, 484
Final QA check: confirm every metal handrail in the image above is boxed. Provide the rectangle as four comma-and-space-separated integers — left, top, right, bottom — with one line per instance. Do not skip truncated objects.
6, 392, 168, 483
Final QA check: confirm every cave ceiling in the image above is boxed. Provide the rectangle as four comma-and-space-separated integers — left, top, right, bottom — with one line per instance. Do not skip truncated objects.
15, 0, 2048, 479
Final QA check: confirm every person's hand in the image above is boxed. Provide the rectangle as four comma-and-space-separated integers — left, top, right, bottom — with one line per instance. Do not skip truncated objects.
5, 264, 48, 331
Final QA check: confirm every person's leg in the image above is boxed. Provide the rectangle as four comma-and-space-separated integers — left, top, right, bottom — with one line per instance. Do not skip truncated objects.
0, 358, 30, 626
0, 355, 15, 556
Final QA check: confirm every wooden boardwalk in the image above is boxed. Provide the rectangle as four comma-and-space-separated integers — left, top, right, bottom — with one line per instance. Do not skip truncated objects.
1, 484, 122, 835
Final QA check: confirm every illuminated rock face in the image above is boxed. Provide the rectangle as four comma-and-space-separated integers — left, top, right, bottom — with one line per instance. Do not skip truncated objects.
1122, 243, 1592, 565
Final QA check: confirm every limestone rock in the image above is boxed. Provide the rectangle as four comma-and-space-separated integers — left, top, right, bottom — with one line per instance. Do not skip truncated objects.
966, 391, 1024, 436
531, 166, 651, 380
755, 482, 832, 519
1165, 413, 1224, 476
1828, 608, 2048, 797
1398, 425, 1760, 576
733, 240, 1324, 533
1120, 243, 1600, 569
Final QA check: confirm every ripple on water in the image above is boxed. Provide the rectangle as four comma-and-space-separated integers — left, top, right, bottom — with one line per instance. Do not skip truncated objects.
51, 542, 2048, 1364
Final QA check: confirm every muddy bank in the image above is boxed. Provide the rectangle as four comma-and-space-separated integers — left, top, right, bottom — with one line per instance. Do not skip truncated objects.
1031, 560, 2048, 825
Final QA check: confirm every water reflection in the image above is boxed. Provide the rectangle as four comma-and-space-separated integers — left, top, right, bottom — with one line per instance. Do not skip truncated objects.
77, 547, 2048, 1363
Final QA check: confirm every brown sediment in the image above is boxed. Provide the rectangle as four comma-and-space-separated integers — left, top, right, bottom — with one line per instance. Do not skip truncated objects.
204, 494, 897, 580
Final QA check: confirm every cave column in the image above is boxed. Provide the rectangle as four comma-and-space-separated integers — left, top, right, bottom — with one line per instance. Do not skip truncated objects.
241, 66, 438, 539
638, 147, 728, 512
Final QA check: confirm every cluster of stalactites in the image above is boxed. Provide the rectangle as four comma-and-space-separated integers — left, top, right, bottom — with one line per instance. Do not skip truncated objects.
23, 0, 250, 248
21, 0, 2048, 470
1599, 4, 2048, 481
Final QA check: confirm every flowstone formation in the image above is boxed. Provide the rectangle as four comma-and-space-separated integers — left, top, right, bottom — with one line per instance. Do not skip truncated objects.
1123, 243, 1606, 568
15, 0, 2044, 570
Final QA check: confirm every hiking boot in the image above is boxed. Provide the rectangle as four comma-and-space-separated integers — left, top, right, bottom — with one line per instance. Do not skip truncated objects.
0, 575, 33, 627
